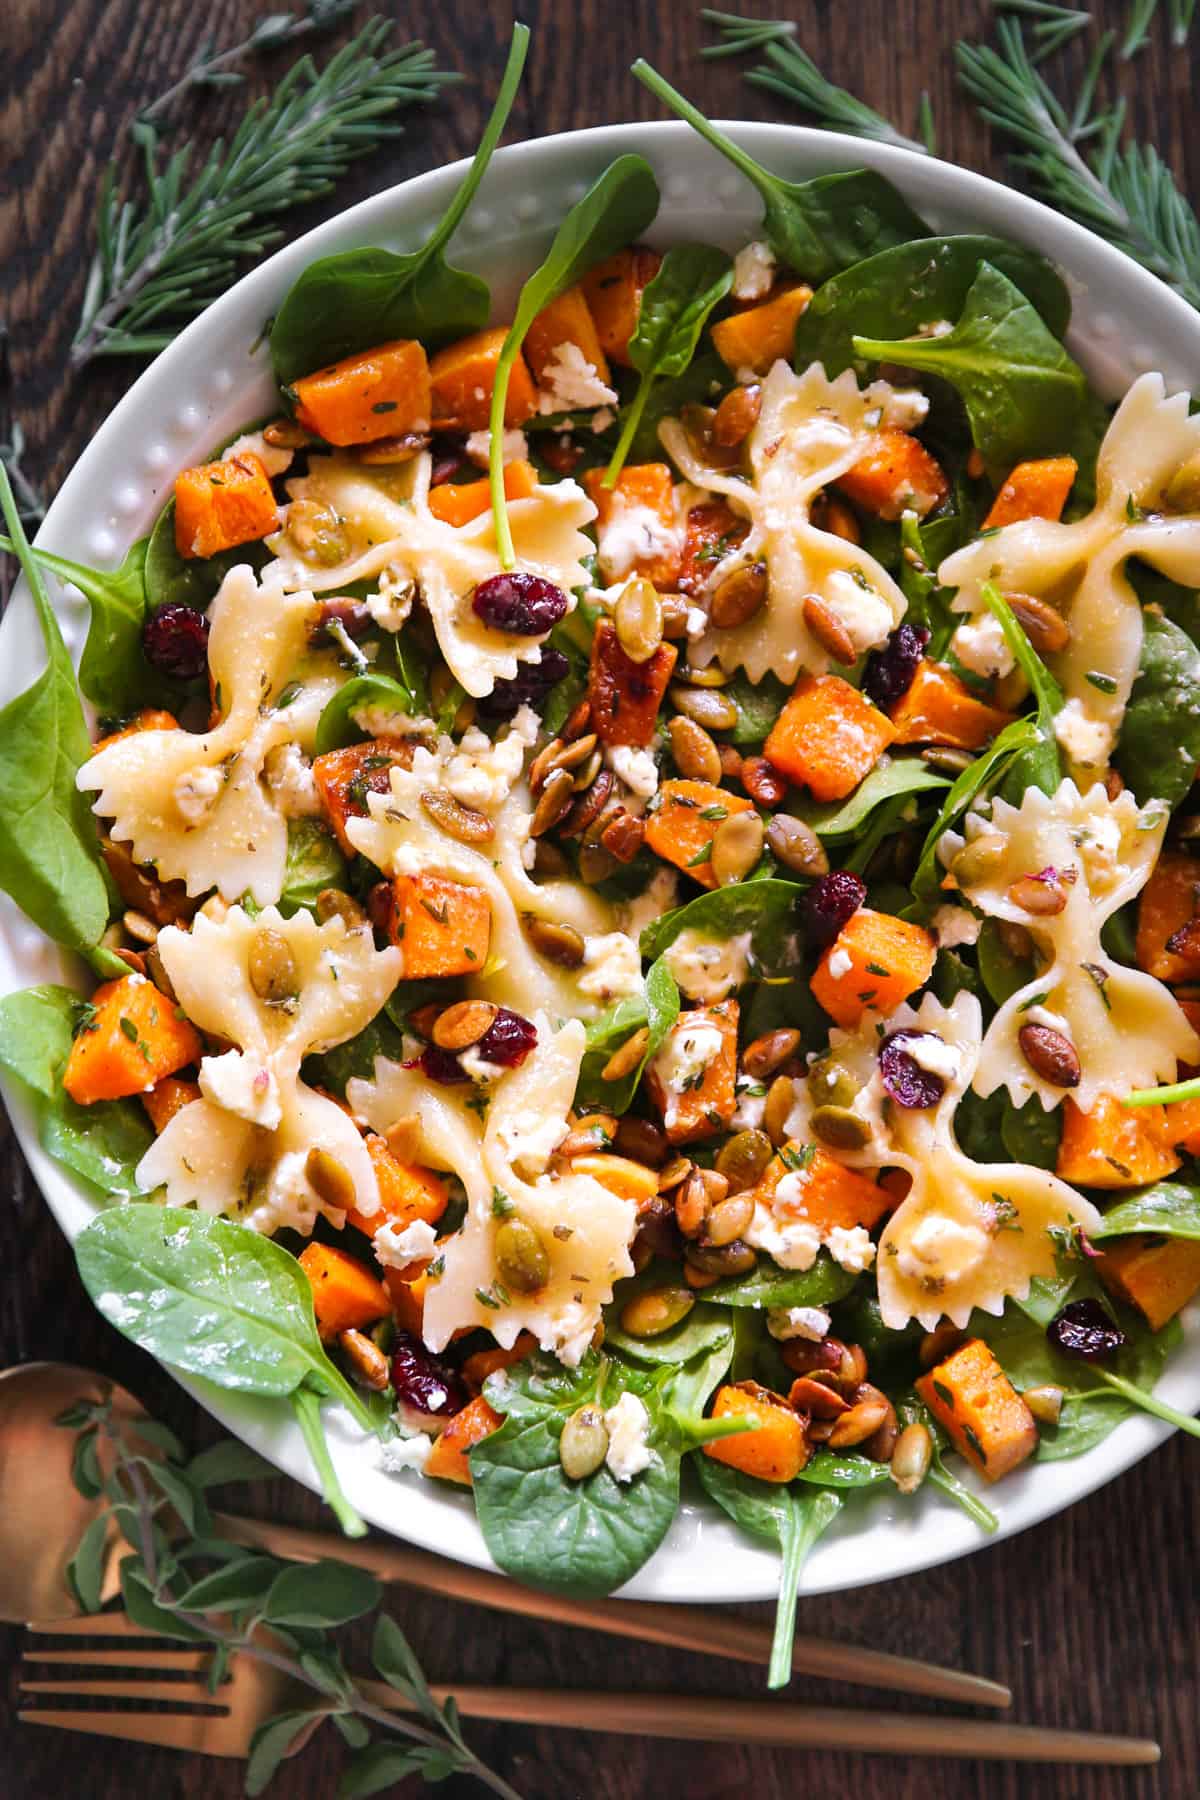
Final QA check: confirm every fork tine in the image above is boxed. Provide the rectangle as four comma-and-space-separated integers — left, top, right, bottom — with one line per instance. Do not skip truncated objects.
18, 1710, 236, 1755
23, 1648, 209, 1669
26, 1611, 167, 1638
20, 1678, 224, 1705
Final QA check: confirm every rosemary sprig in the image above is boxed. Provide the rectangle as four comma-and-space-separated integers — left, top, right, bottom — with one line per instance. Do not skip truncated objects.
57, 1393, 523, 1799
996, 2, 1092, 64
73, 20, 454, 368
1121, 0, 1161, 56
742, 39, 936, 154
699, 8, 796, 57
140, 0, 359, 123
0, 325, 45, 610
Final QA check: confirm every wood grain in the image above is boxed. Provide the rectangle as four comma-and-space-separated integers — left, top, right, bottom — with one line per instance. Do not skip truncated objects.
1, 1, 1198, 1795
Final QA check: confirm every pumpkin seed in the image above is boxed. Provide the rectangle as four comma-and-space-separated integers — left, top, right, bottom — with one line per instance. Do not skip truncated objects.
674, 1167, 727, 1239
702, 1190, 755, 1247
712, 382, 762, 448
578, 842, 620, 884
495, 1217, 550, 1294
889, 1421, 932, 1493
828, 1393, 890, 1448
420, 788, 493, 846
615, 578, 664, 664
432, 999, 498, 1051
557, 1117, 618, 1159
661, 595, 692, 639
122, 909, 158, 945
263, 417, 314, 449
676, 663, 732, 688
765, 815, 829, 877
714, 1128, 773, 1193
571, 747, 604, 793
558, 1405, 609, 1481
949, 833, 1008, 889
669, 685, 739, 731
305, 1147, 357, 1214
668, 714, 723, 784
1007, 872, 1068, 916
614, 1114, 669, 1166
1024, 1383, 1065, 1425
803, 592, 856, 664
338, 1327, 391, 1390
806, 1057, 860, 1111
1006, 591, 1070, 655
620, 1285, 695, 1339
684, 1238, 757, 1277
601, 1025, 649, 1082
743, 1028, 801, 1080
810, 1103, 872, 1150
532, 839, 569, 878
921, 745, 973, 775
144, 943, 177, 1002
763, 1074, 796, 1147
562, 768, 615, 837
710, 562, 768, 629
600, 809, 647, 862
530, 766, 576, 837
315, 888, 368, 929
711, 811, 765, 885
522, 913, 585, 968
657, 1154, 693, 1191
1018, 1023, 1081, 1088
815, 494, 861, 545
248, 928, 300, 1005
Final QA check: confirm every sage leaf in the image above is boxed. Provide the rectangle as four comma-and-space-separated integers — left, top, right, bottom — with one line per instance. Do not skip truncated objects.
371, 1614, 440, 1724
119, 1558, 207, 1641
246, 1708, 331, 1797
263, 1558, 382, 1627
172, 1555, 281, 1613
339, 1747, 427, 1798
65, 1509, 110, 1614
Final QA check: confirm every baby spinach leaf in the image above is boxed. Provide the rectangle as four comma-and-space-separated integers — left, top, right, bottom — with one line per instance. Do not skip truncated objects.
305, 1010, 406, 1096
75, 1205, 375, 1533
144, 498, 270, 613
0, 472, 122, 974
1000, 1097, 1061, 1170
980, 581, 1062, 800
269, 26, 529, 384
489, 154, 660, 566
694, 1456, 842, 1687
0, 535, 155, 715
604, 244, 733, 486
799, 756, 949, 841
604, 1277, 732, 1367
1115, 611, 1200, 809
896, 1394, 998, 1532
0, 983, 81, 1099
661, 1333, 737, 1438
795, 1451, 892, 1490
953, 1087, 1008, 1165
724, 671, 791, 747
639, 877, 808, 972
633, 62, 926, 280
852, 262, 1088, 476
896, 511, 963, 656
472, 1351, 681, 1596
1093, 1182, 1200, 1241
629, 344, 729, 466
908, 715, 1040, 914
702, 1253, 860, 1310
977, 916, 1033, 1005
278, 819, 348, 918
793, 235, 1071, 378
575, 954, 679, 1114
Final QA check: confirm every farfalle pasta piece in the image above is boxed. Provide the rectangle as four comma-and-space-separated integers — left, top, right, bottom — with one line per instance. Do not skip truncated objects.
345, 746, 616, 1019
266, 451, 596, 699
77, 566, 336, 905
944, 780, 1199, 1111
137, 905, 401, 1234
659, 361, 908, 683
940, 374, 1200, 777
348, 1014, 636, 1364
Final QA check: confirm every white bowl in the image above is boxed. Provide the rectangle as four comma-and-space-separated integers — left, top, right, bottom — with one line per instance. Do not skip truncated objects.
3, 120, 1198, 1601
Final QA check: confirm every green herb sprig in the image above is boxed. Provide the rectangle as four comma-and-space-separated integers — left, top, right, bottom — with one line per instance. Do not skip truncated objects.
138, 1, 360, 123
73, 20, 454, 367
57, 1391, 522, 1798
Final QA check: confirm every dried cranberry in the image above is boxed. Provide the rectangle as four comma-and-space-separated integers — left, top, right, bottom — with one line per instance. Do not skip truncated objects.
142, 603, 210, 681
1047, 1298, 1128, 1363
472, 572, 568, 636
879, 1030, 946, 1109
415, 1044, 471, 1086
864, 623, 930, 711
312, 597, 372, 643
476, 1007, 538, 1068
430, 435, 468, 486
803, 870, 867, 949
477, 647, 570, 722
390, 1331, 468, 1419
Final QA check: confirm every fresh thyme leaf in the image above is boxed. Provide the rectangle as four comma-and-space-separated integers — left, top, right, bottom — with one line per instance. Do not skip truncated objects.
72, 21, 454, 367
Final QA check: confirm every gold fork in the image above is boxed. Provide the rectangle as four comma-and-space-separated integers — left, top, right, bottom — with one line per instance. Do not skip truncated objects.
20, 1612, 1161, 1764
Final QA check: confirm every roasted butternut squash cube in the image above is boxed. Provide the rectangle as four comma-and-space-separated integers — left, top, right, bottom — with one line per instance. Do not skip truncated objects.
584, 464, 682, 587
587, 620, 678, 750
811, 908, 937, 1029
764, 674, 896, 803
916, 1338, 1038, 1482
643, 779, 755, 889
92, 710, 179, 755
753, 1144, 889, 1235
702, 1382, 810, 1482
983, 456, 1078, 529
1098, 1236, 1200, 1332
645, 1000, 739, 1145
141, 1075, 201, 1134
581, 246, 662, 366
711, 283, 813, 375
889, 659, 1014, 751
298, 1242, 390, 1341
63, 974, 202, 1105
1135, 851, 1200, 982
679, 500, 751, 598
425, 1395, 503, 1486
429, 326, 536, 431
523, 283, 612, 389
174, 453, 280, 560
385, 874, 491, 978
346, 1135, 449, 1241
426, 460, 537, 527
1056, 1094, 1181, 1189
292, 338, 431, 445
311, 740, 413, 856
834, 429, 948, 521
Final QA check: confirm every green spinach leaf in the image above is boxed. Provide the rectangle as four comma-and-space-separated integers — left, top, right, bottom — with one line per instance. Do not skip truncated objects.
604, 1278, 732, 1367
633, 63, 926, 280
1093, 1182, 1200, 1241
305, 1010, 406, 1096
896, 511, 964, 657
724, 671, 791, 747
639, 877, 808, 971
1116, 610, 1200, 809
575, 955, 679, 1114
799, 756, 949, 841
694, 1456, 842, 1686
278, 819, 348, 918
1000, 1097, 1061, 1170
629, 344, 729, 467
0, 535, 155, 716
977, 916, 1033, 1005
896, 1394, 999, 1532
852, 262, 1088, 476
908, 715, 1040, 914
269, 26, 529, 384
794, 235, 1071, 377
701, 1252, 860, 1310
144, 499, 270, 614
795, 1451, 892, 1490
604, 244, 733, 485
980, 581, 1062, 800
489, 154, 661, 566
0, 471, 122, 973
75, 1206, 375, 1533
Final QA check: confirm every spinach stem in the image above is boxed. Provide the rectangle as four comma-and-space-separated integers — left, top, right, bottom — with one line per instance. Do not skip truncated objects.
603, 374, 652, 487
768, 1492, 840, 1689
928, 1464, 999, 1534
291, 1384, 367, 1537
1098, 1371, 1200, 1439
1124, 1076, 1200, 1107
421, 25, 529, 266
632, 59, 772, 200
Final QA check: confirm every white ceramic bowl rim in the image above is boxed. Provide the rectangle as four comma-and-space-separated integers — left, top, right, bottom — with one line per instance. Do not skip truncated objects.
2, 118, 1198, 1603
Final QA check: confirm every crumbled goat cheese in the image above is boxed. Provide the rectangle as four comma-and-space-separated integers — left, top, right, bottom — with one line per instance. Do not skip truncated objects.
542, 1298, 602, 1368
620, 867, 678, 941
664, 929, 754, 1003
747, 1210, 822, 1270
174, 764, 224, 826
826, 1224, 876, 1275
374, 1217, 438, 1270
686, 604, 708, 638
878, 387, 930, 431
732, 240, 776, 301
952, 613, 1015, 680
442, 707, 539, 810
1079, 813, 1123, 884
243, 1147, 321, 1237
905, 1033, 961, 1082
653, 1022, 724, 1098
827, 947, 853, 980
603, 1392, 653, 1482
494, 1108, 568, 1176
381, 1433, 432, 1474
366, 575, 415, 633
597, 502, 683, 583
591, 407, 615, 434
932, 903, 981, 948
465, 427, 530, 469
199, 1050, 282, 1130
605, 743, 660, 800
537, 341, 618, 413
579, 932, 644, 1002
264, 741, 322, 818
349, 702, 433, 739
459, 1045, 509, 1084
820, 568, 894, 655
1024, 1004, 1074, 1036
732, 1076, 769, 1131
1055, 697, 1114, 768
896, 1213, 988, 1285
767, 1305, 831, 1342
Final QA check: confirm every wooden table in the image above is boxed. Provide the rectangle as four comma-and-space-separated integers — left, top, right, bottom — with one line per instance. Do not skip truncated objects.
2, 0, 1197, 1794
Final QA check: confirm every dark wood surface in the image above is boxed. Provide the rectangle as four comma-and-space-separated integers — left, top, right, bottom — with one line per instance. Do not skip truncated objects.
2, 1, 1198, 1795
